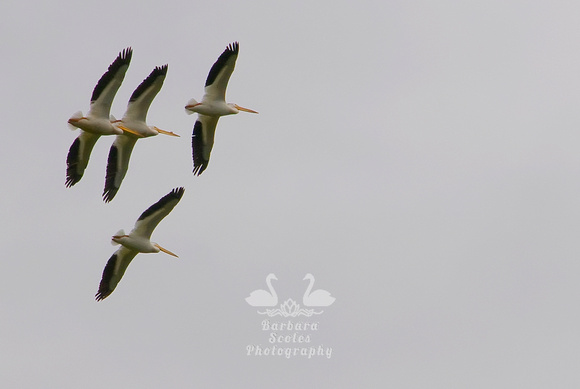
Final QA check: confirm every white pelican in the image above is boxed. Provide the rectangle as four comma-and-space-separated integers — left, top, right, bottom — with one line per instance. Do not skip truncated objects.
103, 64, 179, 202
185, 42, 258, 175
96, 187, 185, 301
66, 48, 141, 187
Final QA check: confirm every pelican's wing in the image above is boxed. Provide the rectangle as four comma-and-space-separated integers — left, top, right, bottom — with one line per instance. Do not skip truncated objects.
132, 187, 185, 239
203, 42, 239, 102
102, 134, 138, 202
95, 246, 138, 301
65, 131, 101, 187
124, 65, 168, 122
192, 115, 219, 175
88, 48, 132, 119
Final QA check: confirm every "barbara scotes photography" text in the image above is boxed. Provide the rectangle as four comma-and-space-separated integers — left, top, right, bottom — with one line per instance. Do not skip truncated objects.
246, 319, 333, 359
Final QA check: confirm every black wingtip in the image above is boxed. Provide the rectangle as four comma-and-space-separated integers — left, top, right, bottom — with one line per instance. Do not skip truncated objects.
165, 187, 185, 201
65, 137, 82, 187
191, 121, 209, 175
137, 187, 185, 222
65, 176, 79, 188
150, 64, 169, 77
96, 252, 120, 301
90, 48, 133, 103
102, 145, 119, 203
205, 42, 240, 87
119, 47, 133, 63
227, 41, 239, 53
102, 179, 118, 202
172, 187, 186, 198
102, 190, 116, 203
160, 186, 186, 204
129, 64, 168, 103
65, 170, 82, 187
193, 164, 208, 176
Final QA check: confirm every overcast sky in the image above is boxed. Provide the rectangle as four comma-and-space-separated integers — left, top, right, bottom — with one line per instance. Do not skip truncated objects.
2, 0, 580, 387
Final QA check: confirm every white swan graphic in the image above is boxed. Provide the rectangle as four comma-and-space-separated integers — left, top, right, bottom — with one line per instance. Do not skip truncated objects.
302, 273, 335, 307
245, 274, 278, 306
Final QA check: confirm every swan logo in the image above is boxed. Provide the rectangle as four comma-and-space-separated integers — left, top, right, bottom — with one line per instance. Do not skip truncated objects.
245, 273, 335, 359
245, 273, 336, 317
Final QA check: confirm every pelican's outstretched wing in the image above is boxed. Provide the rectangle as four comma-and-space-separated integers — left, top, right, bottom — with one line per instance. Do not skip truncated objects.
65, 131, 100, 187
192, 115, 219, 175
89, 48, 132, 119
102, 134, 139, 202
95, 246, 138, 301
124, 65, 168, 122
132, 187, 185, 239
203, 42, 239, 102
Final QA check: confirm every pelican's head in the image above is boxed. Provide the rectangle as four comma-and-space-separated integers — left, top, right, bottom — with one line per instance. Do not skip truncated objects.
303, 273, 314, 281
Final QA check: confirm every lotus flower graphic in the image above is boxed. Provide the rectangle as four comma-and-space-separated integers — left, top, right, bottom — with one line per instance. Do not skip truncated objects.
280, 299, 299, 317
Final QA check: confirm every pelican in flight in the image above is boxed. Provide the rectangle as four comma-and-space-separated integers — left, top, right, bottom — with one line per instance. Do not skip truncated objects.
185, 42, 258, 175
96, 187, 185, 301
103, 64, 179, 202
66, 48, 141, 187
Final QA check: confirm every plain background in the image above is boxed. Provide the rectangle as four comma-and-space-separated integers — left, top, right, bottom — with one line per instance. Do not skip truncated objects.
1, 0, 580, 387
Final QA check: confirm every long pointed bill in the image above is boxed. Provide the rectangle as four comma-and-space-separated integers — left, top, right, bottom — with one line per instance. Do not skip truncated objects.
155, 244, 179, 257
154, 127, 180, 137
234, 104, 259, 114
116, 124, 144, 137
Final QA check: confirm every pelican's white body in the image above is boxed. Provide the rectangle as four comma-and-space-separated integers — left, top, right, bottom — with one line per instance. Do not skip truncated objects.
114, 118, 159, 138
185, 98, 240, 117
112, 233, 160, 254
69, 111, 123, 135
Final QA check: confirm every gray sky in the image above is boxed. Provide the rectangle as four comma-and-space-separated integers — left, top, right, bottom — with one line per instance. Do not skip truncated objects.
2, 0, 580, 387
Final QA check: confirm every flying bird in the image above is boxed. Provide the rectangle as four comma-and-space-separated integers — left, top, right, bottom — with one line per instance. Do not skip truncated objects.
185, 42, 258, 175
66, 48, 141, 187
103, 64, 179, 202
96, 187, 185, 301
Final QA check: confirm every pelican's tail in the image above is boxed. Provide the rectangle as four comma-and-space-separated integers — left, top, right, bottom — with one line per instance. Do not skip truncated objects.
67, 111, 83, 130
111, 229, 125, 245
184, 98, 199, 115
